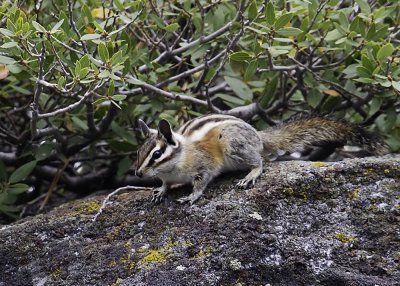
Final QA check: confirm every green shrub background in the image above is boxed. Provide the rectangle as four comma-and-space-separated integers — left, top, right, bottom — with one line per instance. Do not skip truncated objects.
0, 0, 399, 218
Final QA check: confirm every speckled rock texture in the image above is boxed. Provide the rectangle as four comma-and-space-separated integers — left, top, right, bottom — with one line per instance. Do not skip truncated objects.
0, 156, 399, 286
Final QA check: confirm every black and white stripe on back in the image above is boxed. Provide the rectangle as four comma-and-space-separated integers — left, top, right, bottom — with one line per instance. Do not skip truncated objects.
178, 114, 243, 136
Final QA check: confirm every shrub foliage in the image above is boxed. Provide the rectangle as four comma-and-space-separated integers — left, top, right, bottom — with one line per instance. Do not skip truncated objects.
0, 0, 399, 217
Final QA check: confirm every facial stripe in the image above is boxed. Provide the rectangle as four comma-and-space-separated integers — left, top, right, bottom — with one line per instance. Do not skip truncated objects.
136, 137, 157, 170
147, 143, 167, 167
152, 142, 181, 168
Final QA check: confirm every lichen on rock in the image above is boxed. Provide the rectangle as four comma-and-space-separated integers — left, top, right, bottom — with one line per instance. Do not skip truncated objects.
0, 156, 399, 286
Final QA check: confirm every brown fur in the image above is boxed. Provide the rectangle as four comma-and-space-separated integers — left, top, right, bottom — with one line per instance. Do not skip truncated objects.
260, 116, 386, 155
194, 127, 224, 165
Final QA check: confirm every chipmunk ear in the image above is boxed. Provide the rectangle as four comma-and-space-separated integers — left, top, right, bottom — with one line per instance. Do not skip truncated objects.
138, 119, 154, 137
158, 119, 175, 145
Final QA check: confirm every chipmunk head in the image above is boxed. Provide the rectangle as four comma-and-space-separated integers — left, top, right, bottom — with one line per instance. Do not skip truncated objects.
135, 119, 181, 178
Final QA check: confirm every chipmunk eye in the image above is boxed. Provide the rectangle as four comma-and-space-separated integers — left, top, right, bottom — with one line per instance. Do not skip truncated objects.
152, 150, 162, 159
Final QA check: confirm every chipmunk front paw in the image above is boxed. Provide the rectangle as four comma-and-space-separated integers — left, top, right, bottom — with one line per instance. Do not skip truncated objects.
176, 192, 201, 205
151, 187, 167, 203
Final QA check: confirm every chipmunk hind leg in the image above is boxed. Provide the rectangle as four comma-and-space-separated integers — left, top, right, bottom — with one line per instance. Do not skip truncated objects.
233, 150, 263, 188
220, 124, 263, 188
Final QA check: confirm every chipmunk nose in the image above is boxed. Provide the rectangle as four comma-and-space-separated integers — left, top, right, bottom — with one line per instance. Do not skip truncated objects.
135, 169, 143, 178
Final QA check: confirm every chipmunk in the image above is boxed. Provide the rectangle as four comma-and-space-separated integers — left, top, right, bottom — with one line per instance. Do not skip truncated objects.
135, 114, 386, 204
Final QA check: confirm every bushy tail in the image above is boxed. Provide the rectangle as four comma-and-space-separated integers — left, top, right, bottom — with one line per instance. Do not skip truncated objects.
258, 115, 387, 159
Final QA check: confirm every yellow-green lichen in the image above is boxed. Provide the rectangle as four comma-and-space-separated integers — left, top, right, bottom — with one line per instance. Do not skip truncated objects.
194, 246, 213, 259
335, 232, 356, 244
120, 254, 135, 271
76, 201, 101, 215
363, 168, 375, 176
137, 239, 179, 267
142, 249, 167, 263
106, 222, 129, 241
50, 266, 62, 280
110, 278, 123, 286
384, 169, 390, 175
283, 187, 294, 196
311, 162, 328, 168
109, 258, 117, 267
348, 188, 361, 200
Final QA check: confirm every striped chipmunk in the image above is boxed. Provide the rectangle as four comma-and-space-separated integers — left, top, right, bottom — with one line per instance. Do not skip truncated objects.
135, 114, 386, 204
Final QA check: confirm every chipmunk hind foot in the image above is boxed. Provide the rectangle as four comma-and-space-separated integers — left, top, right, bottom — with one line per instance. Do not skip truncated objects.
236, 165, 263, 188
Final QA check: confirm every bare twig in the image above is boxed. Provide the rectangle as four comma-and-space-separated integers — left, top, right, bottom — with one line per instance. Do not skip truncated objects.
37, 81, 105, 119
30, 41, 46, 138
67, 0, 88, 54
92, 186, 152, 222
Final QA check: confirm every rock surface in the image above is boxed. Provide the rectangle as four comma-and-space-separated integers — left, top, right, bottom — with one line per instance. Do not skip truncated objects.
0, 156, 399, 286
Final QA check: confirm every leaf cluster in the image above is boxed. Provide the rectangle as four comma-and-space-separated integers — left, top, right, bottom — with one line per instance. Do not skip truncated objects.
0, 0, 398, 218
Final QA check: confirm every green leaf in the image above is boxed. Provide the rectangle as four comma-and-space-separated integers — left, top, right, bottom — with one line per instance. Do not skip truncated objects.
74, 61, 81, 78
0, 28, 15, 37
81, 5, 94, 24
8, 183, 30, 194
356, 66, 372, 78
1, 42, 18, 49
259, 75, 278, 108
108, 80, 115, 97
213, 93, 245, 106
81, 33, 101, 41
92, 20, 105, 33
338, 12, 349, 28
126, 77, 144, 85
9, 161, 37, 184
376, 43, 394, 62
50, 19, 64, 33
98, 42, 109, 62
355, 0, 371, 14
248, 0, 257, 21
265, 2, 275, 25
80, 55, 90, 69
0, 204, 18, 214
361, 55, 375, 72
58, 76, 65, 89
276, 27, 303, 37
224, 76, 253, 101
111, 121, 137, 143
79, 68, 89, 79
117, 157, 132, 177
71, 117, 88, 130
325, 29, 343, 42
269, 48, 289, 57
93, 97, 108, 106
35, 143, 54, 161
369, 98, 381, 115
0, 55, 16, 64
32, 20, 46, 32
114, 0, 125, 11
244, 60, 258, 82
349, 16, 365, 35
150, 14, 165, 29
229, 51, 252, 62
274, 13, 293, 29
112, 94, 127, 101
392, 81, 400, 92
366, 22, 376, 40
111, 50, 124, 65
164, 23, 179, 32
